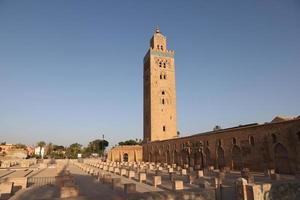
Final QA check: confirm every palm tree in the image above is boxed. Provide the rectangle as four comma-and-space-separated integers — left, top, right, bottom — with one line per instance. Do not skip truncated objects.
37, 141, 46, 158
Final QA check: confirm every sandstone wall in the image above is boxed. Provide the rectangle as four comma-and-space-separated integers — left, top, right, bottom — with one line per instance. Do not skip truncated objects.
143, 118, 300, 174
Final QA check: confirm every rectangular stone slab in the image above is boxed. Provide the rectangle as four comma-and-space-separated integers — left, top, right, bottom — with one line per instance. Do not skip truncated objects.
139, 172, 146, 182
172, 180, 184, 190
153, 176, 161, 187
181, 169, 187, 175
128, 170, 135, 179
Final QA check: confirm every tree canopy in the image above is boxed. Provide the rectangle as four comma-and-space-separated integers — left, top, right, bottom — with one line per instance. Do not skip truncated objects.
17, 138, 110, 159
83, 139, 108, 157
66, 143, 82, 159
37, 141, 46, 147
118, 139, 142, 146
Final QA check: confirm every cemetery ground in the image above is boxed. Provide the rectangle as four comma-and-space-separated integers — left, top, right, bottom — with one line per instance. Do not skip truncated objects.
0, 158, 300, 200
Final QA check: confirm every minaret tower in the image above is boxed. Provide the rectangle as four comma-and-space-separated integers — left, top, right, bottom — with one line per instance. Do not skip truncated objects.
143, 27, 177, 142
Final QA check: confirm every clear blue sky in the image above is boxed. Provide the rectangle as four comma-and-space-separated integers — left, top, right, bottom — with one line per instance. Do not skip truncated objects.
0, 0, 299, 147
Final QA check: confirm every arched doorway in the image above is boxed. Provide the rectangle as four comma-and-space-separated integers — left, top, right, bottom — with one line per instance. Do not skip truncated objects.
217, 146, 225, 169
149, 152, 152, 162
154, 151, 159, 163
158, 150, 163, 163
194, 151, 204, 169
166, 151, 171, 164
119, 152, 122, 162
232, 145, 243, 170
174, 151, 179, 165
274, 143, 290, 174
123, 153, 128, 162
182, 150, 189, 165
204, 148, 211, 167
133, 151, 137, 162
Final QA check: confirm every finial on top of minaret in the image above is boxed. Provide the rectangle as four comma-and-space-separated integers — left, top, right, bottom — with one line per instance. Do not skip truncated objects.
155, 26, 160, 33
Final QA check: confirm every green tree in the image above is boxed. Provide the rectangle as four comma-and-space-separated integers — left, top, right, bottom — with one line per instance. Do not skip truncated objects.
37, 141, 46, 148
66, 143, 82, 159
50, 145, 66, 159
82, 147, 91, 158
53, 145, 65, 151
84, 139, 108, 157
118, 139, 142, 146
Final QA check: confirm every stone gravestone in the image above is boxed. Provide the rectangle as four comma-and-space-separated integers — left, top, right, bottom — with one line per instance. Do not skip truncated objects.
114, 167, 120, 174
139, 172, 146, 183
128, 170, 135, 179
197, 170, 204, 178
153, 176, 161, 188
120, 169, 127, 176
172, 180, 184, 190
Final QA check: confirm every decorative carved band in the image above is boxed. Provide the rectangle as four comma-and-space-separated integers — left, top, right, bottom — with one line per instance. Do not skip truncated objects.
150, 49, 174, 58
